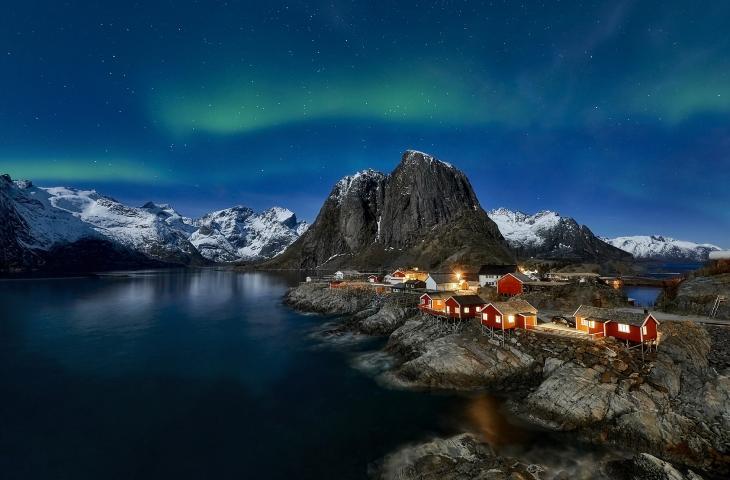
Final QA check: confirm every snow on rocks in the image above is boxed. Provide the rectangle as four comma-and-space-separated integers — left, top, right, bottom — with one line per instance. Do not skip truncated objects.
604, 235, 722, 261
3, 176, 307, 264
487, 208, 562, 248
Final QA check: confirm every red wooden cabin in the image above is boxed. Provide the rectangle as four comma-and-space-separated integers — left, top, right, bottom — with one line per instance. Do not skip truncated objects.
573, 305, 660, 344
444, 295, 486, 319
419, 292, 449, 315
481, 300, 538, 331
496, 272, 533, 296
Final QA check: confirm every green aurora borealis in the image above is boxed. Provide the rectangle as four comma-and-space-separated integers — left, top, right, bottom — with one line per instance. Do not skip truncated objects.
0, 1, 728, 244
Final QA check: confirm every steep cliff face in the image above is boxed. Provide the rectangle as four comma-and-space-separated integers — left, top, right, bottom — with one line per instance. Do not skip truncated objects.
268, 150, 514, 270
0, 175, 41, 271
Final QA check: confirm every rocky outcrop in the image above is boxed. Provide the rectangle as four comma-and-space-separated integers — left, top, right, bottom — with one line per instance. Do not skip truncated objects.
657, 274, 730, 320
516, 321, 730, 476
605, 453, 705, 480
372, 433, 545, 480
284, 283, 376, 315
284, 283, 415, 335
384, 317, 539, 391
267, 150, 514, 270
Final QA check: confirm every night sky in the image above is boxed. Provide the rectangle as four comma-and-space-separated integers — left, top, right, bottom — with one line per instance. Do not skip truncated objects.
1, 1, 728, 246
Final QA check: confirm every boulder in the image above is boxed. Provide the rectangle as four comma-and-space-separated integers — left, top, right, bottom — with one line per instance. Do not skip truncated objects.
372, 433, 543, 480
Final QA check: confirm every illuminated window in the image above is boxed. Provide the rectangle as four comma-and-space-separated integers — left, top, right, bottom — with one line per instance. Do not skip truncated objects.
508, 315, 515, 323
581, 319, 595, 328
580, 319, 588, 327
618, 324, 630, 333
455, 307, 460, 314
482, 313, 488, 321
496, 315, 502, 324
464, 307, 470, 313
446, 306, 451, 313
642, 326, 647, 335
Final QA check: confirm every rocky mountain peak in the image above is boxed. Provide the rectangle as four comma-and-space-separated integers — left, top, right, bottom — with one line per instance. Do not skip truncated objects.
268, 150, 513, 270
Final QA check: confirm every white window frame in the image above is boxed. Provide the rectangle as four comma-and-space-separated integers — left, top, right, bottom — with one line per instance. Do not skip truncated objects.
482, 313, 488, 321
641, 325, 647, 335
496, 315, 502, 324
618, 324, 630, 333
508, 315, 515, 324
464, 307, 470, 313
455, 307, 460, 314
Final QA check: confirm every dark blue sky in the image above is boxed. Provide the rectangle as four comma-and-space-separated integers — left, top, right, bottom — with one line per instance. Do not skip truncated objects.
1, 1, 728, 246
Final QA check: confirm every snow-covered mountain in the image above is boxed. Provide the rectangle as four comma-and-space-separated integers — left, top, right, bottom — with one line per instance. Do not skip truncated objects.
0, 174, 307, 272
487, 208, 631, 262
603, 235, 722, 261
190, 206, 308, 262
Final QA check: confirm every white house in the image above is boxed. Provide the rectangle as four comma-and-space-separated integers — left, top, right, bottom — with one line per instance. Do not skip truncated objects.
425, 273, 460, 291
334, 270, 360, 280
477, 264, 518, 287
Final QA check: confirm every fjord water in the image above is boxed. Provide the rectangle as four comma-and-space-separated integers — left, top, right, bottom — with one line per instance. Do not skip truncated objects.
0, 270, 617, 479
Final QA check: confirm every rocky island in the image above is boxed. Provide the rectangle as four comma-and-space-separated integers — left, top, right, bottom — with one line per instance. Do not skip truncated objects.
285, 282, 729, 479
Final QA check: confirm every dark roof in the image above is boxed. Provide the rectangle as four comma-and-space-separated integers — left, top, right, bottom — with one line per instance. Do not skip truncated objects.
448, 295, 486, 306
573, 305, 653, 326
523, 280, 568, 287
478, 264, 518, 276
392, 280, 426, 290
421, 291, 451, 299
428, 273, 458, 284
489, 299, 538, 316
503, 272, 533, 283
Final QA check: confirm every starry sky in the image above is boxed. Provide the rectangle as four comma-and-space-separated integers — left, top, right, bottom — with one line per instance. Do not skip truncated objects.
1, 1, 728, 246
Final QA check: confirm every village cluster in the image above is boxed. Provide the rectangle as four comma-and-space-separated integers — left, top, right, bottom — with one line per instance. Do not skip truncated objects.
315, 265, 660, 349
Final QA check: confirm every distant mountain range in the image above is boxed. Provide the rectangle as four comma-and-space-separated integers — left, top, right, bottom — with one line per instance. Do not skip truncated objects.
602, 235, 722, 262
0, 174, 307, 273
487, 208, 631, 262
488, 208, 720, 262
3, 151, 719, 274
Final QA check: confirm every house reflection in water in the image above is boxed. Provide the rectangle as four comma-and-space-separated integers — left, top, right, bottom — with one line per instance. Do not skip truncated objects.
464, 394, 530, 449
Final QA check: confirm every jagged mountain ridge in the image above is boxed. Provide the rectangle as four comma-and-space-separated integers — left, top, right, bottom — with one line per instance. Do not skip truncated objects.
603, 235, 722, 261
267, 150, 515, 270
488, 208, 632, 262
0, 174, 307, 273
190, 206, 308, 262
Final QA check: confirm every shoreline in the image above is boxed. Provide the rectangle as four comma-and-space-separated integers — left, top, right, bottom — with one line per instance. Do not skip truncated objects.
285, 282, 729, 479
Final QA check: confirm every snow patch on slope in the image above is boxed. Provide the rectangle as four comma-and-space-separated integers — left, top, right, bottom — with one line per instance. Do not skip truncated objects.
331, 169, 385, 204
488, 208, 562, 247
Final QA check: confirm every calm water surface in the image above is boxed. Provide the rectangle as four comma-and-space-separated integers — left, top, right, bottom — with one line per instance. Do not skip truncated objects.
0, 269, 620, 479
624, 286, 663, 307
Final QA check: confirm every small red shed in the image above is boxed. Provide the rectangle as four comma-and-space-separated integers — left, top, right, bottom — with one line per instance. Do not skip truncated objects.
481, 299, 538, 331
419, 292, 450, 314
496, 272, 533, 296
444, 295, 486, 319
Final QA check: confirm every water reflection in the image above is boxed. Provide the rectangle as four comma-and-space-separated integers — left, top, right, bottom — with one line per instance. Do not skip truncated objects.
464, 394, 530, 448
